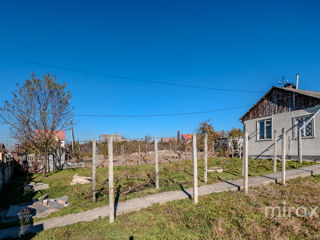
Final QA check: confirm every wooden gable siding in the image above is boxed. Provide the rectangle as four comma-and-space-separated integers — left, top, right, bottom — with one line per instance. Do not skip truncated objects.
242, 88, 320, 122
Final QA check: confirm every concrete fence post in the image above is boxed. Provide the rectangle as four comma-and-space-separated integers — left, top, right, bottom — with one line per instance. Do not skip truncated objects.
273, 130, 277, 172
243, 124, 249, 194
154, 137, 159, 189
108, 136, 114, 223
298, 129, 302, 163
192, 134, 198, 204
204, 133, 208, 183
282, 128, 286, 186
92, 140, 96, 202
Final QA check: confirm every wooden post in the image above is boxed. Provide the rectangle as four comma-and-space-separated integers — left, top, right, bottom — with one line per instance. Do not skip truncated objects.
192, 134, 198, 204
84, 141, 87, 168
273, 130, 277, 172
226, 136, 230, 156
298, 129, 302, 163
108, 136, 114, 223
282, 128, 286, 186
154, 137, 159, 189
92, 140, 96, 202
204, 133, 208, 183
231, 140, 234, 158
138, 143, 141, 162
71, 121, 75, 152
243, 124, 248, 194
192, 135, 198, 204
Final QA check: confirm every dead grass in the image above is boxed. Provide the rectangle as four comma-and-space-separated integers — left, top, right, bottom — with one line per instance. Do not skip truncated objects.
31, 175, 320, 240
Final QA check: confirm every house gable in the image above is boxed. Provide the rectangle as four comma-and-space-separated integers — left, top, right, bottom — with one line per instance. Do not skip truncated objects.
241, 87, 320, 122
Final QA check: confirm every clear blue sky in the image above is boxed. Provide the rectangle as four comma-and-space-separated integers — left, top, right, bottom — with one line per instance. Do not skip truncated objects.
0, 0, 320, 146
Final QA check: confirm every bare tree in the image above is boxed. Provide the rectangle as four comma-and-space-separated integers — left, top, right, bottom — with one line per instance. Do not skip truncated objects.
0, 73, 73, 177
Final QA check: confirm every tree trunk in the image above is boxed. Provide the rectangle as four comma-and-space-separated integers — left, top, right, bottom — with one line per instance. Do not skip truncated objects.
42, 152, 47, 178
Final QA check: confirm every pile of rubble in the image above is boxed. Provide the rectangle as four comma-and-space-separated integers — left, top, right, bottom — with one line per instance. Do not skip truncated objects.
70, 174, 92, 185
4, 195, 70, 223
19, 182, 49, 192
0, 182, 70, 225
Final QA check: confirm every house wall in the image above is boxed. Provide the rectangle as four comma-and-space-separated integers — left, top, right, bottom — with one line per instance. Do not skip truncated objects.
244, 105, 320, 160
22, 150, 66, 173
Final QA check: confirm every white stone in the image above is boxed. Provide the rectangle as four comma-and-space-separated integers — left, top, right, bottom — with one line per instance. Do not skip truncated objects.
70, 174, 92, 185
208, 167, 223, 173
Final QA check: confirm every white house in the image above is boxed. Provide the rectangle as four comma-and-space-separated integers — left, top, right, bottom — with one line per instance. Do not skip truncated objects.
240, 83, 320, 161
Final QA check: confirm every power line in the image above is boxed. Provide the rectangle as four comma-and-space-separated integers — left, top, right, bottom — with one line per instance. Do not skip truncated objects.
0, 55, 263, 94
73, 105, 251, 118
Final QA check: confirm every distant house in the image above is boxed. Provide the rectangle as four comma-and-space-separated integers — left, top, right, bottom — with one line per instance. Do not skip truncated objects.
240, 82, 320, 160
34, 130, 66, 148
161, 137, 177, 143
181, 134, 193, 143
0, 144, 6, 161
99, 134, 124, 142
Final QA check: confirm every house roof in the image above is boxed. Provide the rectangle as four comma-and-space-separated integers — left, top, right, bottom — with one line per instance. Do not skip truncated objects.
181, 134, 193, 140
34, 130, 66, 141
240, 86, 320, 122
55, 131, 66, 141
279, 87, 320, 99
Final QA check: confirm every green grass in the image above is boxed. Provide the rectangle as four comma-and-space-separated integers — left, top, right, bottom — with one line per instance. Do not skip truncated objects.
29, 175, 320, 239
0, 158, 315, 223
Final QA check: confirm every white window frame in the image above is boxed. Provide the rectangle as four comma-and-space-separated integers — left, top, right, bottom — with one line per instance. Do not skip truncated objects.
257, 118, 273, 141
292, 115, 315, 139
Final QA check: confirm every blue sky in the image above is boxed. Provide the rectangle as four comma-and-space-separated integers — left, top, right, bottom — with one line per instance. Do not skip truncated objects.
0, 0, 320, 146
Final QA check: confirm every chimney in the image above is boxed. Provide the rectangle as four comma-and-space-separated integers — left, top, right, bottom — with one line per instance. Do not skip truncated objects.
296, 74, 300, 89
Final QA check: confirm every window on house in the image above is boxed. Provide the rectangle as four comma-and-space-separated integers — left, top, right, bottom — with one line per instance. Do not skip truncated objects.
258, 119, 272, 140
294, 115, 314, 138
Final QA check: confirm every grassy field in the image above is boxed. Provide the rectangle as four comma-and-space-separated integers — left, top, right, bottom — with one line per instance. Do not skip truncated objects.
0, 157, 315, 223
24, 174, 320, 240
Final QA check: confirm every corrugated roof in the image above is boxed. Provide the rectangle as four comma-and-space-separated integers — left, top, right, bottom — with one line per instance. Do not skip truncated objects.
240, 86, 320, 121
278, 87, 320, 99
